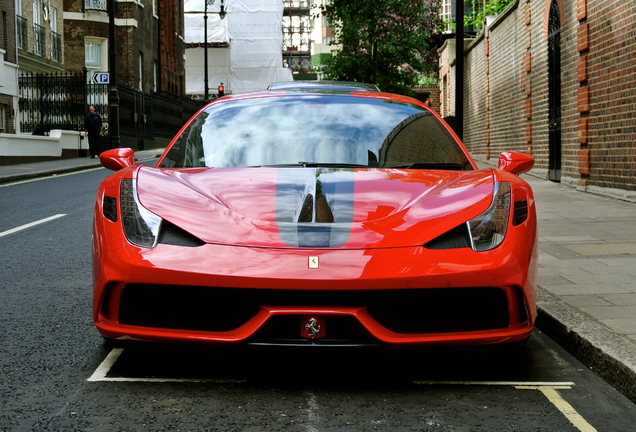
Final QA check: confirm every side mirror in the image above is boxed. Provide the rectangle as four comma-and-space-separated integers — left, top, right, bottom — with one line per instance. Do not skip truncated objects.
100, 148, 137, 171
498, 151, 534, 175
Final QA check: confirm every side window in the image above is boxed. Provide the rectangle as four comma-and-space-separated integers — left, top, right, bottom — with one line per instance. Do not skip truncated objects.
161, 113, 208, 168
378, 113, 470, 168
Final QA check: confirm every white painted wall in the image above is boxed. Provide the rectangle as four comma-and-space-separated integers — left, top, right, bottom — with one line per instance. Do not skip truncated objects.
0, 130, 86, 157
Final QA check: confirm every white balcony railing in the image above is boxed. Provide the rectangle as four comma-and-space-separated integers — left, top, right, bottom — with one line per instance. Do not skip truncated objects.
84, 0, 107, 12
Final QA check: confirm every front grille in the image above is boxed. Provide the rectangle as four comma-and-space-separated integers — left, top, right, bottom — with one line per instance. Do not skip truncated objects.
118, 285, 513, 337
119, 284, 259, 331
367, 287, 508, 333
250, 315, 378, 345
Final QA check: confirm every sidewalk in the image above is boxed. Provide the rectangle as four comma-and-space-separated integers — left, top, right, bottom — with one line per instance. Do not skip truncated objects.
1, 152, 635, 402
0, 149, 163, 184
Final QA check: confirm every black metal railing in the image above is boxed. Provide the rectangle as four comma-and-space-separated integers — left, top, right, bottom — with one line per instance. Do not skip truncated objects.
16, 16, 27, 49
18, 70, 205, 149
51, 32, 62, 62
33, 23, 46, 56
18, 70, 106, 134
84, 0, 107, 12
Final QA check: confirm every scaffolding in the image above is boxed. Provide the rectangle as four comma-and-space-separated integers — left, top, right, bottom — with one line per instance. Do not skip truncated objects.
282, 0, 312, 73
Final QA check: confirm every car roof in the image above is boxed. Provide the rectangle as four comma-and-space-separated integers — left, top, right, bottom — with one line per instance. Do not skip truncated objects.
267, 80, 381, 92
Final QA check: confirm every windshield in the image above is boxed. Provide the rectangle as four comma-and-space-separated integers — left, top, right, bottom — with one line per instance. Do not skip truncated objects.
161, 94, 472, 169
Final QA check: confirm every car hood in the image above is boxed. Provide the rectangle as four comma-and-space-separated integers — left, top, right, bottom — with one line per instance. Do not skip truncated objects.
136, 166, 495, 249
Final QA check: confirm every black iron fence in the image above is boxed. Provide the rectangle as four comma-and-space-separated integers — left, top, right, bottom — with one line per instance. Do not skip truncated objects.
19, 70, 107, 135
114, 84, 204, 150
18, 70, 204, 150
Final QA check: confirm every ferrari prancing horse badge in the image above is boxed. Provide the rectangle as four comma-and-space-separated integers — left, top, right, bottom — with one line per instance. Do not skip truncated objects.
301, 316, 326, 339
308, 256, 319, 269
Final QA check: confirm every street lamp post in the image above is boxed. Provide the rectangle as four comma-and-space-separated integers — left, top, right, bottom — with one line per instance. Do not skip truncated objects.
455, 0, 464, 141
203, 0, 226, 101
108, 0, 120, 148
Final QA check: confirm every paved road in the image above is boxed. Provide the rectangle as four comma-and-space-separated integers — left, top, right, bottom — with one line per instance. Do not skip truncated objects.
1, 162, 636, 431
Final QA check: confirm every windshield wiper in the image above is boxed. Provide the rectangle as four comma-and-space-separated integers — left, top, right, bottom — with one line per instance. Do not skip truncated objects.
299, 162, 370, 168
256, 162, 370, 168
388, 162, 466, 170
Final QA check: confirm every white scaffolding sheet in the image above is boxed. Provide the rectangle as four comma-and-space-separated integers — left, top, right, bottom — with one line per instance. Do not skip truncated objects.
184, 0, 292, 96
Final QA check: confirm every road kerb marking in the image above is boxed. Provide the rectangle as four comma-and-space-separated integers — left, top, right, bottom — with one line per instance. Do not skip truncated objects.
517, 385, 598, 432
0, 214, 67, 238
0, 167, 105, 187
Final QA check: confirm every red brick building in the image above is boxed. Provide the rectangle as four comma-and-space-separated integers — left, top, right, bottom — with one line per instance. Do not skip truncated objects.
0, 0, 18, 133
63, 0, 184, 97
440, 0, 636, 200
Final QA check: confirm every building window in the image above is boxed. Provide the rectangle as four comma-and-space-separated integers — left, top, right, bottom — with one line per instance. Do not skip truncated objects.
153, 61, 158, 93
2, 12, 7, 52
138, 52, 143, 90
16, 16, 26, 49
33, 23, 45, 56
0, 106, 6, 133
50, 7, 61, 62
51, 31, 61, 62
85, 39, 107, 70
33, 0, 41, 24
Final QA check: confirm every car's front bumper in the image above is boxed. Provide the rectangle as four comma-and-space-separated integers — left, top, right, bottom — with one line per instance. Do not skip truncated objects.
93, 239, 537, 347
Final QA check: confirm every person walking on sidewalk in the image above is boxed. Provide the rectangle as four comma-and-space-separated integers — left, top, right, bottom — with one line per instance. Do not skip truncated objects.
84, 105, 103, 159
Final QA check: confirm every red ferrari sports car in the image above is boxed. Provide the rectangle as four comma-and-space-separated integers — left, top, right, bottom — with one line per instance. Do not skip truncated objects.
93, 87, 537, 347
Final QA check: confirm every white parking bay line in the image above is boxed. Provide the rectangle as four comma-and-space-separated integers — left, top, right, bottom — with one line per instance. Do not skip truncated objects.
87, 348, 247, 383
0, 214, 67, 238
87, 348, 124, 382
413, 380, 575, 386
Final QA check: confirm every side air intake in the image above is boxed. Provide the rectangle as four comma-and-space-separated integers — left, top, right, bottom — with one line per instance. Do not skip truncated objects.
513, 200, 528, 226
158, 221, 205, 247
424, 224, 471, 250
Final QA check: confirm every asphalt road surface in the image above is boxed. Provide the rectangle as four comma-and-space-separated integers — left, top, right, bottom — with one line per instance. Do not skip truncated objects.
1, 167, 636, 431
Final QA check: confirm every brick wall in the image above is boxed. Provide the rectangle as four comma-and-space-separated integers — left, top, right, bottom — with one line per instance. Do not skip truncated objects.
413, 85, 442, 113
585, 0, 636, 191
442, 0, 636, 195
1, 0, 16, 134
1, 1, 17, 64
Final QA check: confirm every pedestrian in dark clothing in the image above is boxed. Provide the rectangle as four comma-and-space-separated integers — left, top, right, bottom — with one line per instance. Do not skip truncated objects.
84, 106, 103, 158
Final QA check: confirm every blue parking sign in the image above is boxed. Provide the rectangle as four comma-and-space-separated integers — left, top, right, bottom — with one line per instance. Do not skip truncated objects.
93, 73, 110, 84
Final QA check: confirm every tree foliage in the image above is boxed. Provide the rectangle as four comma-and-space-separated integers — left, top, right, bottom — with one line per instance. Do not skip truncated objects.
319, 0, 443, 95
465, 0, 514, 32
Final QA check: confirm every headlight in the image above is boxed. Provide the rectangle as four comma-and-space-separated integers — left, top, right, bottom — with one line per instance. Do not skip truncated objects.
468, 182, 511, 251
120, 179, 162, 248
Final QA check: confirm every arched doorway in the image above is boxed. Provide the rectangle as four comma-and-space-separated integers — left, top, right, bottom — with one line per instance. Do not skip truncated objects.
547, 0, 562, 182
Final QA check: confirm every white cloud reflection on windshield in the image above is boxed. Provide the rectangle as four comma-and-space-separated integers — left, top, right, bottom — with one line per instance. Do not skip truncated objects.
199, 96, 418, 167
